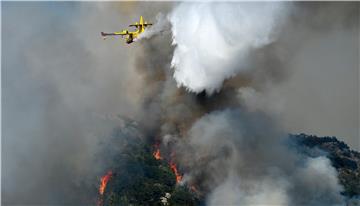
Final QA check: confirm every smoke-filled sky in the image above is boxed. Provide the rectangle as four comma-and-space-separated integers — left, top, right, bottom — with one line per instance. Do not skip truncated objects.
2, 2, 359, 205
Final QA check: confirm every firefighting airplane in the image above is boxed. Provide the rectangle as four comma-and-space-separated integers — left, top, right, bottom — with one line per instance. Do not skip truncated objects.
101, 16, 152, 44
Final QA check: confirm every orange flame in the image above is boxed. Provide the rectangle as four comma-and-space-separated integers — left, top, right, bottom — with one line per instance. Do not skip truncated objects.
153, 149, 162, 160
170, 162, 182, 183
153, 145, 182, 184
99, 170, 113, 195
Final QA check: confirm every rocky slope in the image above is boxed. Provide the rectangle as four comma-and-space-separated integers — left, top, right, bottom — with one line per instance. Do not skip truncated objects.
291, 133, 360, 198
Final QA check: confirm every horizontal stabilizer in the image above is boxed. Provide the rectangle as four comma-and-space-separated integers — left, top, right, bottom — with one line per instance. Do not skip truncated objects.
129, 23, 152, 27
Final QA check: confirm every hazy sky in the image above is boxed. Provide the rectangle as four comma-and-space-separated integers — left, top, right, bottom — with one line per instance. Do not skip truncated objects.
2, 2, 173, 204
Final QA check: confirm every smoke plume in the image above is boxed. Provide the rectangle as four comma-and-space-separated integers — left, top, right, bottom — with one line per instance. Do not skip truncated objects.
2, 1, 358, 205
174, 109, 344, 205
134, 2, 357, 205
2, 2, 173, 204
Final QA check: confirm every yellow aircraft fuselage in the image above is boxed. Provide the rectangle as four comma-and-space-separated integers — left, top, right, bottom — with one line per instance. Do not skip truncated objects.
101, 16, 152, 44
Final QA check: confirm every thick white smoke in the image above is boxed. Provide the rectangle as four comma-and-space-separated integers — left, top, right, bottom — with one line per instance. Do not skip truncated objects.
177, 109, 345, 205
207, 174, 289, 206
170, 3, 289, 94
207, 156, 345, 206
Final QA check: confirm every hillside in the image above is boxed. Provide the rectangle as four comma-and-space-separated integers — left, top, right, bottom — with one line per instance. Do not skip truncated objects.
97, 121, 200, 206
291, 134, 360, 198
97, 121, 360, 205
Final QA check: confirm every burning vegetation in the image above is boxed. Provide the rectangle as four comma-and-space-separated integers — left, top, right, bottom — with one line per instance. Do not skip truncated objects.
93, 3, 359, 205
99, 171, 113, 195
98, 171, 113, 206
96, 121, 360, 206
169, 161, 182, 184
153, 149, 162, 160
96, 121, 200, 206
152, 146, 183, 184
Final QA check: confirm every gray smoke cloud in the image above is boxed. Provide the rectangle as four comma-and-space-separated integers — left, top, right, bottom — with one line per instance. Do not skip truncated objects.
167, 2, 358, 152
175, 109, 344, 205
130, 2, 357, 205
2, 2, 172, 204
2, 1, 358, 205
238, 2, 359, 150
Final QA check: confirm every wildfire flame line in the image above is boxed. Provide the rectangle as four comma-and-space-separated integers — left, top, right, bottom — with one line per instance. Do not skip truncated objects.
99, 170, 113, 196
152, 146, 182, 184
153, 148, 162, 160
170, 161, 182, 183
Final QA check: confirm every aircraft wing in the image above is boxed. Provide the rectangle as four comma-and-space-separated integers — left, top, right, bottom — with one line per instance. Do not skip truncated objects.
101, 30, 128, 36
114, 30, 129, 35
